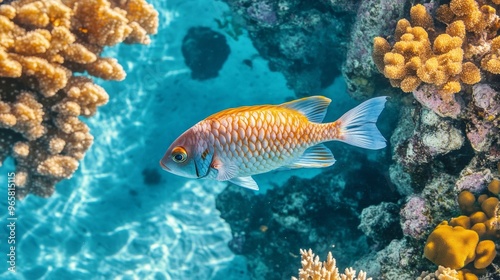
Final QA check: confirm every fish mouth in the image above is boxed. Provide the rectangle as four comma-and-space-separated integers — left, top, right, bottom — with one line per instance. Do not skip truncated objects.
159, 160, 170, 171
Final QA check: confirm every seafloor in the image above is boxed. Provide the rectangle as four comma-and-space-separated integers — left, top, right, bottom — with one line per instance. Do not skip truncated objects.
0, 0, 499, 280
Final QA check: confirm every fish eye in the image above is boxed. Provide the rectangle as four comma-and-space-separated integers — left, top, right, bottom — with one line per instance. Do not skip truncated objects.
171, 147, 188, 163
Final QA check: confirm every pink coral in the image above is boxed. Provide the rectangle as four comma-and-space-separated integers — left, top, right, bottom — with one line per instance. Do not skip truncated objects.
412, 84, 463, 118
400, 196, 431, 239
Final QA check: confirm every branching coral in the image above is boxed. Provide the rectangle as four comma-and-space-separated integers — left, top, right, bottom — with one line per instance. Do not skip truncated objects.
373, 3, 489, 99
372, 0, 500, 123
0, 0, 158, 198
292, 249, 371, 280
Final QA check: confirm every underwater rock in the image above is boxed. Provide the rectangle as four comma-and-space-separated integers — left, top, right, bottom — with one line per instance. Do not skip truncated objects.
342, 0, 405, 99
216, 175, 366, 280
358, 202, 402, 247
222, 0, 353, 96
392, 105, 465, 189
181, 27, 230, 80
353, 239, 419, 279
421, 173, 460, 226
400, 173, 458, 240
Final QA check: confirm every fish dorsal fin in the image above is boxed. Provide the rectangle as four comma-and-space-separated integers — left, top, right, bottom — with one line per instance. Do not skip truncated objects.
280, 96, 331, 123
281, 144, 336, 169
229, 176, 259, 190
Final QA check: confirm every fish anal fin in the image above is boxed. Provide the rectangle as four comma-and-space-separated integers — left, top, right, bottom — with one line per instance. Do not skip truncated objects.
229, 176, 259, 190
282, 144, 335, 169
280, 96, 331, 123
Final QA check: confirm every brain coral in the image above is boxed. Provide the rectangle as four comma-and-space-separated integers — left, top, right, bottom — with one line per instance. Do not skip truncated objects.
0, 0, 158, 198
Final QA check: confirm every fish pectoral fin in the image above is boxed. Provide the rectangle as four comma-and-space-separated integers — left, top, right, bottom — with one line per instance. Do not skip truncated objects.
212, 157, 239, 181
283, 144, 336, 169
229, 176, 259, 190
280, 96, 331, 123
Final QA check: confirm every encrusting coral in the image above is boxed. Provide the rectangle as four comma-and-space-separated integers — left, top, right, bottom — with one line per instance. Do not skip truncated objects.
0, 0, 158, 198
292, 249, 371, 280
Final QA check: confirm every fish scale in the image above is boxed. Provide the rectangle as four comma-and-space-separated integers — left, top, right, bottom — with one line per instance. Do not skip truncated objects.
160, 96, 388, 190
205, 107, 318, 177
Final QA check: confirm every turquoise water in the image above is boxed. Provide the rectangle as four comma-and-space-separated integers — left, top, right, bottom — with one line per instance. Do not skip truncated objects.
0, 1, 362, 279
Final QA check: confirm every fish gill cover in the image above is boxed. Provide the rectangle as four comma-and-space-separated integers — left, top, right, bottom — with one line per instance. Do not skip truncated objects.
0, 0, 499, 280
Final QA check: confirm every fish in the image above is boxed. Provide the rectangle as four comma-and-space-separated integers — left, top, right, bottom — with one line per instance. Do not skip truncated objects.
160, 96, 388, 190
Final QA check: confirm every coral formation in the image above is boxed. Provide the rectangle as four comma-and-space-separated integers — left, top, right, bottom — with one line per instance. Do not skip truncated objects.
417, 266, 459, 280
291, 249, 371, 280
0, 0, 158, 198
424, 221, 479, 269
422, 184, 500, 276
373, 3, 491, 98
400, 195, 431, 239
213, 1, 500, 279
216, 154, 399, 280
221, 0, 356, 96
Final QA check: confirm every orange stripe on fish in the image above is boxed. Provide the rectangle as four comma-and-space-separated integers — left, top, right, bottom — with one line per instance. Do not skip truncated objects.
160, 96, 388, 190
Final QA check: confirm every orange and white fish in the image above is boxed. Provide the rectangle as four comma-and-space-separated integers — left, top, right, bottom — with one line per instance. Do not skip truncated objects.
160, 96, 387, 190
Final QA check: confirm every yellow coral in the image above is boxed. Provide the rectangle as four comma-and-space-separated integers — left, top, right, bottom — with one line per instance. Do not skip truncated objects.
410, 4, 434, 30
450, 215, 471, 229
428, 189, 500, 277
424, 221, 479, 269
460, 62, 481, 84
383, 52, 406, 80
481, 197, 499, 218
0, 0, 158, 198
474, 240, 496, 269
458, 190, 478, 214
488, 178, 500, 195
373, 1, 500, 99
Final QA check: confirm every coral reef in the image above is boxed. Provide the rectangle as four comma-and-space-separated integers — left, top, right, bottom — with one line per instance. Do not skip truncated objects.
221, 0, 356, 96
216, 151, 400, 280
213, 1, 500, 279
181, 27, 230, 80
0, 0, 158, 198
291, 249, 371, 280
219, 0, 407, 99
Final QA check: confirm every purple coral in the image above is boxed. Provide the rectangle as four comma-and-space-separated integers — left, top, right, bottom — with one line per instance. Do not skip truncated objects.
400, 196, 431, 239
472, 84, 500, 116
412, 84, 463, 118
247, 2, 278, 27
466, 84, 500, 152
455, 168, 493, 194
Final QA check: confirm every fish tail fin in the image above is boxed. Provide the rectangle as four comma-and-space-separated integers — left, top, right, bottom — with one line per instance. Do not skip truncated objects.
333, 96, 388, 150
